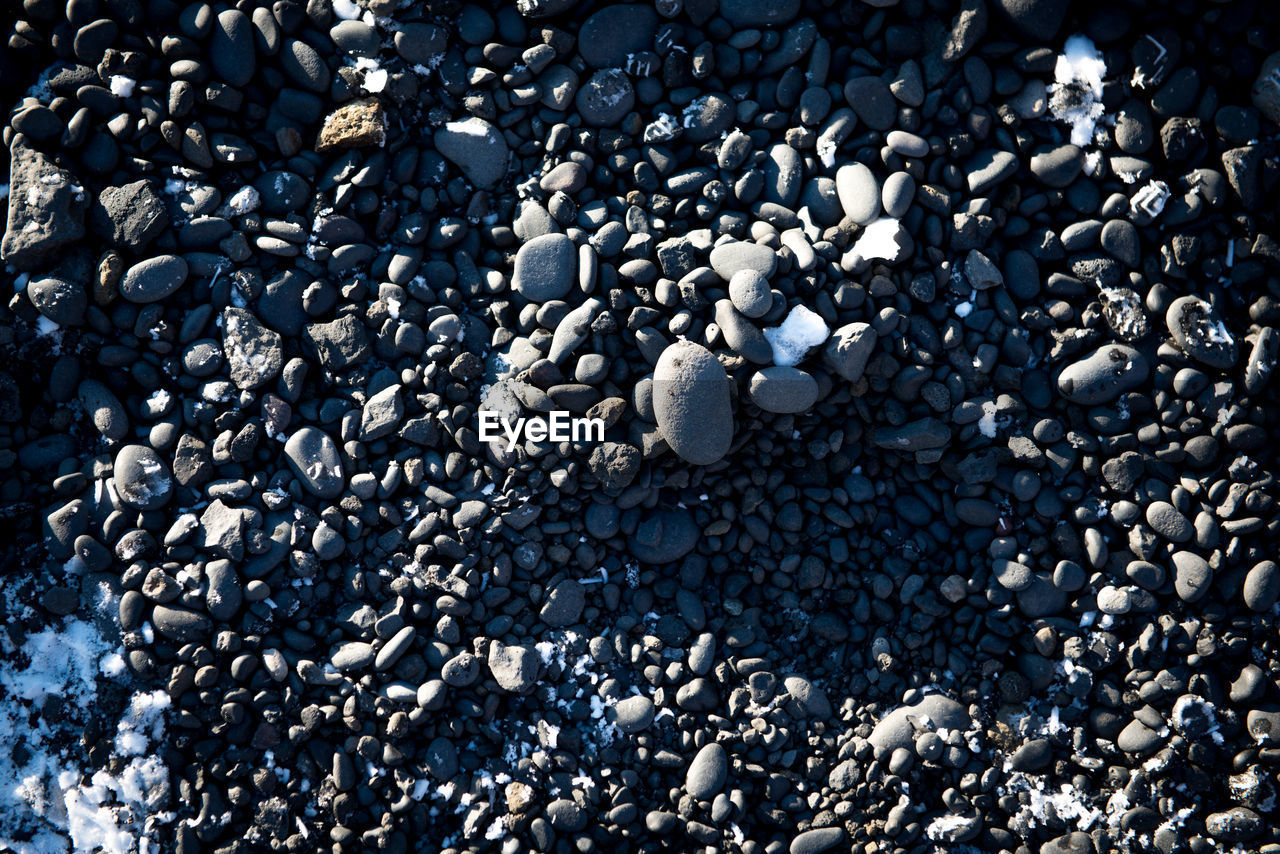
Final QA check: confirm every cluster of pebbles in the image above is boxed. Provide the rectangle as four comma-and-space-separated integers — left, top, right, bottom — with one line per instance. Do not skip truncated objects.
1, 0, 1279, 852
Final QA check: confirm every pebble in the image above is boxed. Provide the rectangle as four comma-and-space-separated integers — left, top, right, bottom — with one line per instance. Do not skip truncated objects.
835, 163, 881, 226
685, 743, 727, 800
709, 240, 777, 281
283, 427, 345, 499
211, 10, 255, 87
488, 641, 539, 693
1243, 561, 1279, 612
1172, 551, 1213, 603
748, 366, 819, 414
576, 69, 635, 127
653, 341, 733, 465
881, 172, 915, 219
114, 444, 173, 510
1, 137, 87, 268
1057, 345, 1150, 404
1166, 296, 1238, 369
869, 695, 970, 760
728, 269, 773, 318
1029, 143, 1084, 188
433, 118, 509, 189
89, 180, 168, 249
512, 233, 576, 302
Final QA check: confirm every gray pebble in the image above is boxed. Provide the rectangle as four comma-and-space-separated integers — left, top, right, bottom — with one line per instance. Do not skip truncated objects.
614, 695, 655, 733
1057, 345, 1150, 404
488, 641, 539, 692
685, 743, 727, 800
576, 69, 635, 127
748, 366, 819, 414
434, 118, 509, 189
710, 240, 777, 281
1166, 295, 1238, 370
881, 172, 915, 219
1172, 550, 1212, 603
114, 444, 173, 510
835, 163, 881, 225
283, 427, 345, 499
653, 341, 733, 465
120, 254, 188, 303
728, 269, 772, 318
513, 233, 576, 301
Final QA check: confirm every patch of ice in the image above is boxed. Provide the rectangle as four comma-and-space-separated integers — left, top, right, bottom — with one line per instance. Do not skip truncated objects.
954, 301, 973, 318
363, 69, 388, 93
850, 217, 902, 262
763, 304, 830, 367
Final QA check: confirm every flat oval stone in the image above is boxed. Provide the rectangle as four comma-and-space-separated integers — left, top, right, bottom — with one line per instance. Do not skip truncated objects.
211, 9, 255, 87
715, 300, 772, 364
652, 341, 733, 465
1166, 295, 1238, 369
1145, 501, 1193, 542
1244, 560, 1280, 612
685, 743, 727, 800
709, 240, 776, 281
1056, 345, 1149, 404
115, 444, 173, 510
283, 427, 345, 499
881, 171, 915, 218
614, 695, 655, 733
512, 233, 575, 302
279, 37, 328, 93
120, 254, 188, 303
835, 162, 881, 225
748, 366, 819, 414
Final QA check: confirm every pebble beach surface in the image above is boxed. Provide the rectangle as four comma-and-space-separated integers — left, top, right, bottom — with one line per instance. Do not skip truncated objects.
1, 0, 1279, 852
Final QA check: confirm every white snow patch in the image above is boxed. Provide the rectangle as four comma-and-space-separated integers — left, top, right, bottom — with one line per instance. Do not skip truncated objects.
1049, 35, 1107, 146
978, 400, 999, 438
109, 76, 135, 98
763, 304, 830, 367
445, 118, 492, 139
850, 217, 903, 262
332, 0, 362, 18
225, 185, 261, 215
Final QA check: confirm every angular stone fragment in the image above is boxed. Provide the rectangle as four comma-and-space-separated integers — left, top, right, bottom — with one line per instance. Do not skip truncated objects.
2, 136, 86, 269
316, 98, 386, 152
222, 308, 283, 389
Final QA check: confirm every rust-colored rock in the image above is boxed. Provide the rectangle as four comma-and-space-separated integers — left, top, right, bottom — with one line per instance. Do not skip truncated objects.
315, 98, 386, 152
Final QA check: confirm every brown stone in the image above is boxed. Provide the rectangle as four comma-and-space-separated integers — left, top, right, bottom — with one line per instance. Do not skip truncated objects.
315, 98, 386, 152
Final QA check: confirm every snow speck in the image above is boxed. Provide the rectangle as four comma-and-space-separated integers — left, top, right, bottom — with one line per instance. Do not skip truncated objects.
954, 301, 973, 318
109, 76, 136, 98
763, 304, 830, 367
978, 400, 999, 438
225, 185, 261, 215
